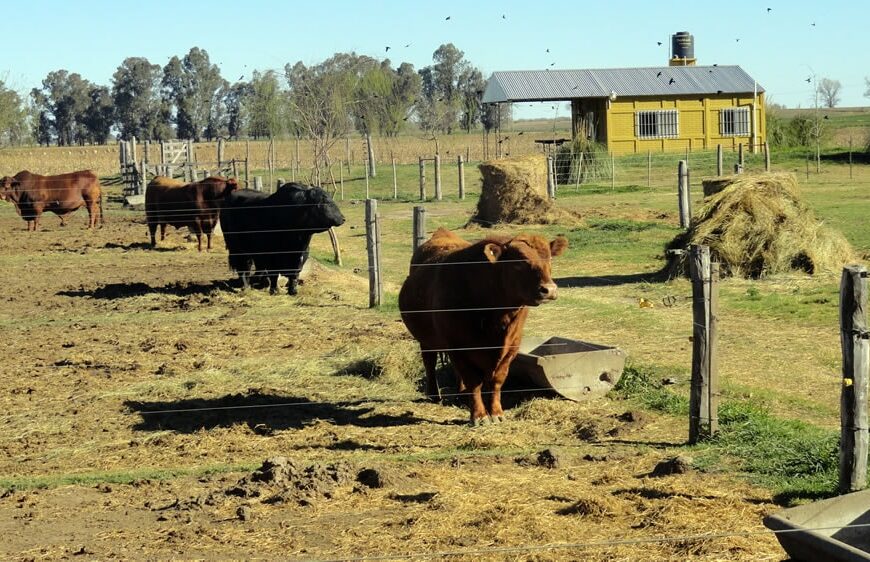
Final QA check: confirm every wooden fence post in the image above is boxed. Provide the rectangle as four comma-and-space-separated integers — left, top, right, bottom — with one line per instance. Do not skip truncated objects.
717, 144, 723, 177
328, 227, 342, 266
339, 160, 344, 201
144, 140, 151, 164
434, 154, 442, 201
139, 159, 147, 195
764, 142, 771, 172
365, 199, 382, 308
689, 244, 717, 444
245, 140, 250, 188
419, 157, 426, 201
839, 264, 869, 494
738, 143, 744, 168
458, 154, 466, 200
546, 156, 555, 199
413, 206, 426, 251
254, 176, 263, 192
678, 160, 690, 229
364, 157, 370, 199
392, 156, 398, 199
647, 150, 651, 188
218, 138, 225, 165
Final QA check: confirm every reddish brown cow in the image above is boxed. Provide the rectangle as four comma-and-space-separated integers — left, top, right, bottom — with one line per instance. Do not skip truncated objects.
145, 175, 238, 251
398, 227, 568, 425
0, 170, 103, 231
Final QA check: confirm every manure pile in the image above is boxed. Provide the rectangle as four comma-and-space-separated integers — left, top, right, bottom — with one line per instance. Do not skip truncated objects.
667, 172, 853, 278
471, 155, 579, 226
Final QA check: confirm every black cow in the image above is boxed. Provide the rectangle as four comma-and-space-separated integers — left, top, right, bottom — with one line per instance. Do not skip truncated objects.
221, 183, 345, 294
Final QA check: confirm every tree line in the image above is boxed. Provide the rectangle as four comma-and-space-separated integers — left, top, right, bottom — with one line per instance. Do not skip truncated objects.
0, 43, 511, 147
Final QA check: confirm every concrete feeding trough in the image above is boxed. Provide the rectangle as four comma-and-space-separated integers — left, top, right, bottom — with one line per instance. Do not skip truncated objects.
509, 336, 626, 401
763, 489, 870, 561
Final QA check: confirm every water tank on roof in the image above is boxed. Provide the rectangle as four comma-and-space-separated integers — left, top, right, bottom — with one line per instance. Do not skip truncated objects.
672, 31, 695, 60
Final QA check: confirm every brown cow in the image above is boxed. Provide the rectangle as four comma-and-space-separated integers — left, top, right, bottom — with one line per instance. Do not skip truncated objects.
398, 227, 568, 425
0, 170, 103, 231
145, 175, 238, 251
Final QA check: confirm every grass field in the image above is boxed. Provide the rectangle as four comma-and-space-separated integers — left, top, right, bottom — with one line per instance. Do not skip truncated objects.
0, 129, 868, 558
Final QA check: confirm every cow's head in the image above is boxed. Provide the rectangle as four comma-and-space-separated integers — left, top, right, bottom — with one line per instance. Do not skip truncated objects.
0, 176, 16, 201
484, 234, 568, 306
304, 186, 346, 230
222, 178, 240, 198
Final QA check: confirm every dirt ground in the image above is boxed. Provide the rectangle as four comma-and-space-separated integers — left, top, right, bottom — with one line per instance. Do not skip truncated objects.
0, 195, 785, 561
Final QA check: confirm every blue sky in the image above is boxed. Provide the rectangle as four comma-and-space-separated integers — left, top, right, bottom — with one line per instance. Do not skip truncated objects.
3, 0, 868, 119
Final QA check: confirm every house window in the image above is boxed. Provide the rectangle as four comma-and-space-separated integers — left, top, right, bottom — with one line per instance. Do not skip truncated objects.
720, 107, 750, 136
635, 110, 679, 139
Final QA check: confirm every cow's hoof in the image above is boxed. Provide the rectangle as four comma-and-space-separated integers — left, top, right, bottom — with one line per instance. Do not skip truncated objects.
470, 416, 490, 427
491, 415, 504, 423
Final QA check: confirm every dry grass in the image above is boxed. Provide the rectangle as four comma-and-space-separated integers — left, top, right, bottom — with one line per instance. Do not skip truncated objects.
669, 172, 854, 278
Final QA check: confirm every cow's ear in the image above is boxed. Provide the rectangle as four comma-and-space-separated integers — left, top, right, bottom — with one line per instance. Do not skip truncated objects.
550, 235, 568, 257
484, 242, 502, 263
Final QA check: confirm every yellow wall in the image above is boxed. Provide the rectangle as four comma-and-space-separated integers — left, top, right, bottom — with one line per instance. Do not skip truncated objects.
601, 93, 766, 155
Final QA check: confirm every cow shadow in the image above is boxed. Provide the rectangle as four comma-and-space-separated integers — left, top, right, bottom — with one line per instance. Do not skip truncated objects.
103, 241, 181, 252
555, 268, 670, 288
58, 279, 237, 300
124, 393, 432, 433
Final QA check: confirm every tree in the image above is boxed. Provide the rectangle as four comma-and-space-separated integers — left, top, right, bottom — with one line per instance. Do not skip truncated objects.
112, 57, 169, 140
162, 47, 228, 141
31, 70, 93, 145
225, 82, 251, 139
82, 85, 115, 144
245, 70, 283, 139
817, 78, 841, 108
0, 79, 28, 145
417, 44, 481, 134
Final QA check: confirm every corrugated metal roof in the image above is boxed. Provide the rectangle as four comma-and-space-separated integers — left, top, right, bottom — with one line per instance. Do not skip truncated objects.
482, 66, 763, 103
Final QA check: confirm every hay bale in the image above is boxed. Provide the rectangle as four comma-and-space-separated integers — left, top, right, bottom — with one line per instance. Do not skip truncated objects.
471, 155, 578, 226
667, 172, 854, 278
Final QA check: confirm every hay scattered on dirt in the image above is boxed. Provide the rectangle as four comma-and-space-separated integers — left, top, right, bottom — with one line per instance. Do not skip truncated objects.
471, 155, 580, 226
667, 172, 854, 278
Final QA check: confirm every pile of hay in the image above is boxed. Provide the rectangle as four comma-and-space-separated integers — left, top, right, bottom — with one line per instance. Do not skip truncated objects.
667, 172, 854, 278
471, 155, 579, 226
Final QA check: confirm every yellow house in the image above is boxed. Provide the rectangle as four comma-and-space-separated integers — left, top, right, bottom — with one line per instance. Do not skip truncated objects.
482, 66, 765, 155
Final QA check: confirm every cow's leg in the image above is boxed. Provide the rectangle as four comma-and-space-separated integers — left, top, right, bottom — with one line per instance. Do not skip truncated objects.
449, 354, 487, 425
160, 224, 167, 241
422, 351, 440, 401
206, 232, 212, 251
268, 273, 279, 294
286, 275, 299, 295
486, 349, 520, 423
148, 223, 158, 247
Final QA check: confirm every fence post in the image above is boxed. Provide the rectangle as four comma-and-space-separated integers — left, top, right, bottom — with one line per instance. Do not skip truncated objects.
365, 199, 382, 308
734, 163, 744, 175
392, 156, 398, 199
764, 142, 771, 172
689, 244, 716, 444
458, 154, 466, 200
419, 157, 426, 201
647, 150, 651, 188
328, 227, 342, 266
218, 138, 225, 165
738, 143, 744, 168
144, 140, 151, 164
413, 206, 426, 251
546, 156, 555, 199
610, 152, 615, 191
434, 154, 442, 201
839, 264, 869, 494
139, 159, 147, 195
245, 140, 250, 188
339, 160, 344, 201
186, 139, 194, 164
709, 262, 720, 437
130, 136, 138, 164
678, 160, 690, 229
364, 157, 370, 199
717, 144, 723, 177
254, 176, 263, 192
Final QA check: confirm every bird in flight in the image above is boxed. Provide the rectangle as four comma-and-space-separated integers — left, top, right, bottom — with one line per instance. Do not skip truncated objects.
445, 15, 450, 20
767, 7, 772, 12
546, 48, 550, 53
517, 131, 524, 135
385, 46, 390, 52
668, 78, 676, 84
238, 75, 244, 81
657, 41, 662, 46
656, 71, 662, 77
502, 14, 506, 19
405, 43, 411, 48
736, 38, 740, 42
805, 77, 812, 83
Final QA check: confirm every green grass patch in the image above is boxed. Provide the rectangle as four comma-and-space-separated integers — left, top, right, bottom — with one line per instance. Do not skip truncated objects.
615, 364, 842, 504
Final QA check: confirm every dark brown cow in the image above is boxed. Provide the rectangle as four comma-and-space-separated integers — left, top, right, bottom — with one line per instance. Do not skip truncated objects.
398, 227, 568, 425
145, 175, 238, 251
0, 170, 103, 231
